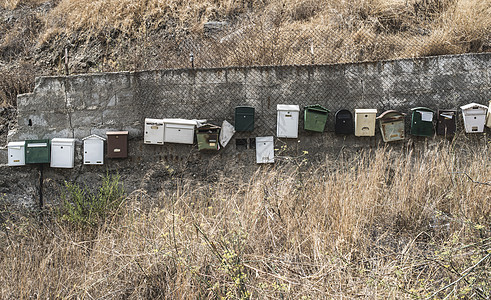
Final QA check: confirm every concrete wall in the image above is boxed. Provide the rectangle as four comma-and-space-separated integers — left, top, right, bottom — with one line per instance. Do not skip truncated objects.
2, 53, 490, 207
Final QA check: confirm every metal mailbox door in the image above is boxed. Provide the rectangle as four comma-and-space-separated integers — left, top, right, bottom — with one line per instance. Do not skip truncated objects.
277, 105, 300, 138
83, 137, 104, 165
377, 110, 405, 142
410, 108, 434, 137
50, 138, 75, 168
106, 131, 128, 158
163, 119, 196, 144
25, 139, 50, 164
436, 109, 457, 136
335, 109, 354, 135
304, 105, 329, 132
256, 136, 274, 164
355, 109, 377, 137
460, 103, 488, 133
235, 106, 255, 132
8, 141, 25, 166
144, 118, 164, 145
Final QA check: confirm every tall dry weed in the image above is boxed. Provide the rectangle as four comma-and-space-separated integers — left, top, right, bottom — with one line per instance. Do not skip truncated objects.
1, 141, 489, 298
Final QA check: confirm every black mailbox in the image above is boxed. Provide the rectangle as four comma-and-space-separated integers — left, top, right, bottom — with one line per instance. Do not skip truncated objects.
436, 109, 457, 136
335, 109, 354, 135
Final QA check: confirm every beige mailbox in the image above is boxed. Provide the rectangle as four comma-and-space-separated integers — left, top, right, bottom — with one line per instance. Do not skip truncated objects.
144, 118, 164, 145
163, 119, 196, 144
460, 103, 488, 133
8, 141, 26, 166
355, 109, 377, 136
50, 138, 76, 168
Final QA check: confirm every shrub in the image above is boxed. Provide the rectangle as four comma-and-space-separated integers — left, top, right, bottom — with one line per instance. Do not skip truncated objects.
60, 174, 125, 227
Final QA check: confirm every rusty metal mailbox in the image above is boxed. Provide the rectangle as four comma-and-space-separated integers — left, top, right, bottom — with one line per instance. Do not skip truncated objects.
436, 109, 457, 136
106, 131, 128, 158
304, 104, 329, 132
335, 109, 354, 135
410, 107, 434, 137
196, 124, 221, 151
376, 110, 406, 142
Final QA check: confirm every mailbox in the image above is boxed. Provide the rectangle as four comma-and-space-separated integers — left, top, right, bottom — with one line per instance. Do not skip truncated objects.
144, 118, 164, 145
410, 107, 434, 137
163, 119, 196, 144
376, 110, 405, 142
256, 136, 274, 164
25, 139, 50, 164
82, 134, 105, 165
50, 138, 76, 168
355, 109, 377, 137
8, 141, 25, 166
487, 100, 491, 128
436, 109, 457, 136
335, 109, 354, 135
235, 106, 255, 132
460, 103, 488, 133
106, 131, 128, 158
277, 104, 300, 138
197, 124, 221, 151
304, 105, 329, 132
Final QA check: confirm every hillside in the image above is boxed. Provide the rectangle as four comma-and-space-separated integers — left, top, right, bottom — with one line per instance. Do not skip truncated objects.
1, 0, 490, 107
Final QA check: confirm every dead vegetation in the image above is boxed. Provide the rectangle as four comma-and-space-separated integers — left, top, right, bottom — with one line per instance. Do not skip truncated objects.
0, 141, 490, 298
0, 0, 489, 106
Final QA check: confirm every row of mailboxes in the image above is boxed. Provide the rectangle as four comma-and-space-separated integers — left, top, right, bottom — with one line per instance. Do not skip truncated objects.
8, 131, 128, 167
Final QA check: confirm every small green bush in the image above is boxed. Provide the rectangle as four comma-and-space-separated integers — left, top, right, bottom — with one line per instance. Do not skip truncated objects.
60, 174, 125, 227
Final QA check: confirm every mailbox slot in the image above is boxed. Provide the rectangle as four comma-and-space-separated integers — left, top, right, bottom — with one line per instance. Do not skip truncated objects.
277, 104, 300, 138
8, 141, 26, 166
106, 131, 128, 158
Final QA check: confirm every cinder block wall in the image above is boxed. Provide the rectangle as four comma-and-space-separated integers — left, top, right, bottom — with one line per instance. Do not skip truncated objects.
2, 53, 490, 207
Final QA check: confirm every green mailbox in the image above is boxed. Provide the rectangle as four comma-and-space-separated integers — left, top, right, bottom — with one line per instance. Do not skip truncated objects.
304, 105, 329, 132
197, 124, 221, 151
25, 139, 50, 164
234, 106, 255, 132
410, 107, 434, 137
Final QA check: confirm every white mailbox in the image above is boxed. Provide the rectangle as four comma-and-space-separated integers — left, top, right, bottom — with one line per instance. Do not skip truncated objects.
277, 104, 300, 138
50, 138, 76, 168
486, 100, 491, 129
163, 119, 196, 144
144, 118, 164, 145
256, 136, 274, 164
460, 103, 488, 133
8, 141, 26, 166
82, 134, 105, 165
355, 109, 377, 137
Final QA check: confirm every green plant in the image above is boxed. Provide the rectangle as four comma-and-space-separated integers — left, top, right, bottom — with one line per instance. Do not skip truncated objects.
60, 174, 125, 227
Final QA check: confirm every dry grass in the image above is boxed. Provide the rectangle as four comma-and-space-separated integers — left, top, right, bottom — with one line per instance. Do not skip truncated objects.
1, 141, 489, 298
